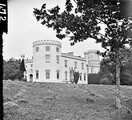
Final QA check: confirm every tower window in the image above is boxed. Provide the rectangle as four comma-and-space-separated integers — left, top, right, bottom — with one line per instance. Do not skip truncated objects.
45, 54, 50, 63
56, 55, 59, 64
56, 47, 59, 52
45, 46, 50, 51
35, 47, 39, 52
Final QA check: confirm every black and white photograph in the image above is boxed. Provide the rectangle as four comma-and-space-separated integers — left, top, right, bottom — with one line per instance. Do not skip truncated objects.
2, 0, 132, 120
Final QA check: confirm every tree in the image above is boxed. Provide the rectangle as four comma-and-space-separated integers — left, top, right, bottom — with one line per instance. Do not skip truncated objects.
3, 58, 22, 80
33, 0, 132, 108
74, 71, 79, 84
99, 47, 132, 85
19, 59, 26, 80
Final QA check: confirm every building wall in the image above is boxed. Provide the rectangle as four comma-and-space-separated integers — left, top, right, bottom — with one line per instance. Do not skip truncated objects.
25, 40, 100, 84
61, 54, 87, 84
24, 59, 33, 82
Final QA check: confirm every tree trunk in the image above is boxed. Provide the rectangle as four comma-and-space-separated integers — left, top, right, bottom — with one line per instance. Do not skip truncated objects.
115, 51, 122, 109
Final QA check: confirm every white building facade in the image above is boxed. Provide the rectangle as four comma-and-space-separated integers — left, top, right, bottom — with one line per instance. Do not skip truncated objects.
24, 40, 100, 84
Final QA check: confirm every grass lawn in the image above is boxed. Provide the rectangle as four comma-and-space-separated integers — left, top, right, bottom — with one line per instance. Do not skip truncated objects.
3, 80, 132, 120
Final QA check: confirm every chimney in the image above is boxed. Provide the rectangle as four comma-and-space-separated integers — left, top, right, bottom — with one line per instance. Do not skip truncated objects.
67, 52, 74, 56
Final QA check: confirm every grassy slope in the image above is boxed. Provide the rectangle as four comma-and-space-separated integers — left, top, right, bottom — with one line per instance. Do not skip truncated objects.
3, 80, 132, 120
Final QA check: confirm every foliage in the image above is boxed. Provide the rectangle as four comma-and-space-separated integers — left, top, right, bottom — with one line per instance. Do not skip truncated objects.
33, 0, 132, 51
19, 59, 26, 73
98, 47, 132, 85
3, 58, 23, 80
88, 74, 100, 84
99, 77, 111, 85
74, 71, 79, 84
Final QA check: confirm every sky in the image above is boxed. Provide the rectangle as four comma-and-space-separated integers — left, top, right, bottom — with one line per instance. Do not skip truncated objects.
3, 0, 104, 60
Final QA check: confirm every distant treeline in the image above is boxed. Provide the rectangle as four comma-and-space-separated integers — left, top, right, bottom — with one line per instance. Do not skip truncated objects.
3, 58, 23, 80
88, 48, 132, 85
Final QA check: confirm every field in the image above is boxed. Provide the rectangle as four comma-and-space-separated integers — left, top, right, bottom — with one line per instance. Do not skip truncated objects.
3, 80, 132, 120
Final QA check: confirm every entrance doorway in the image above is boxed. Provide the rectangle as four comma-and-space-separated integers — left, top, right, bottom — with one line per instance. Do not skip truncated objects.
29, 74, 33, 82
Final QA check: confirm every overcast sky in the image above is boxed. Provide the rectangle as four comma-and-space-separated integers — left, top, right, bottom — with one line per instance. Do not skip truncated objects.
3, 0, 104, 60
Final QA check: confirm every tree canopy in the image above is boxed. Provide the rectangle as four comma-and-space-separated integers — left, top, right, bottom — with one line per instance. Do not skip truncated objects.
33, 0, 132, 56
3, 58, 24, 80
99, 47, 132, 85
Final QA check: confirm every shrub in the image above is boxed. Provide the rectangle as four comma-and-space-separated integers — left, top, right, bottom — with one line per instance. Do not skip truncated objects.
88, 74, 100, 84
74, 72, 79, 84
99, 77, 110, 85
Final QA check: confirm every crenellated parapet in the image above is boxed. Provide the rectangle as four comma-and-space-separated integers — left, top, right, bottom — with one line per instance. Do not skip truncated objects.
84, 49, 98, 55
33, 40, 62, 47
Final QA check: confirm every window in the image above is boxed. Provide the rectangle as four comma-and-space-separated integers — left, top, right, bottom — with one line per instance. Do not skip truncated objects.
30, 69, 33, 72
56, 55, 59, 64
57, 70, 60, 79
65, 60, 68, 67
80, 73, 82, 81
74, 61, 77, 69
84, 73, 86, 81
65, 71, 68, 80
45, 46, 50, 51
35, 47, 39, 52
82, 63, 84, 70
56, 47, 59, 52
45, 54, 50, 63
35, 70, 39, 79
98, 55, 99, 59
89, 61, 91, 65
91, 68, 93, 73
45, 70, 50, 79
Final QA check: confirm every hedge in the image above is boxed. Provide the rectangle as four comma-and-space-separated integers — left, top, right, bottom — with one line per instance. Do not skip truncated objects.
88, 74, 100, 84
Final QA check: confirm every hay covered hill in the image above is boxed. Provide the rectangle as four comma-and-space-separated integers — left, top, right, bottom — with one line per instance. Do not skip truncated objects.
3, 80, 132, 120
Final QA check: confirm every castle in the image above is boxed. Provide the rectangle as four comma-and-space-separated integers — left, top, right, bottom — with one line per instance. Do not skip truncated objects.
24, 40, 100, 84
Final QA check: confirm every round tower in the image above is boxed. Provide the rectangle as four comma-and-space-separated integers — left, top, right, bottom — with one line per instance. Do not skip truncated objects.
33, 40, 62, 82
84, 50, 100, 73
